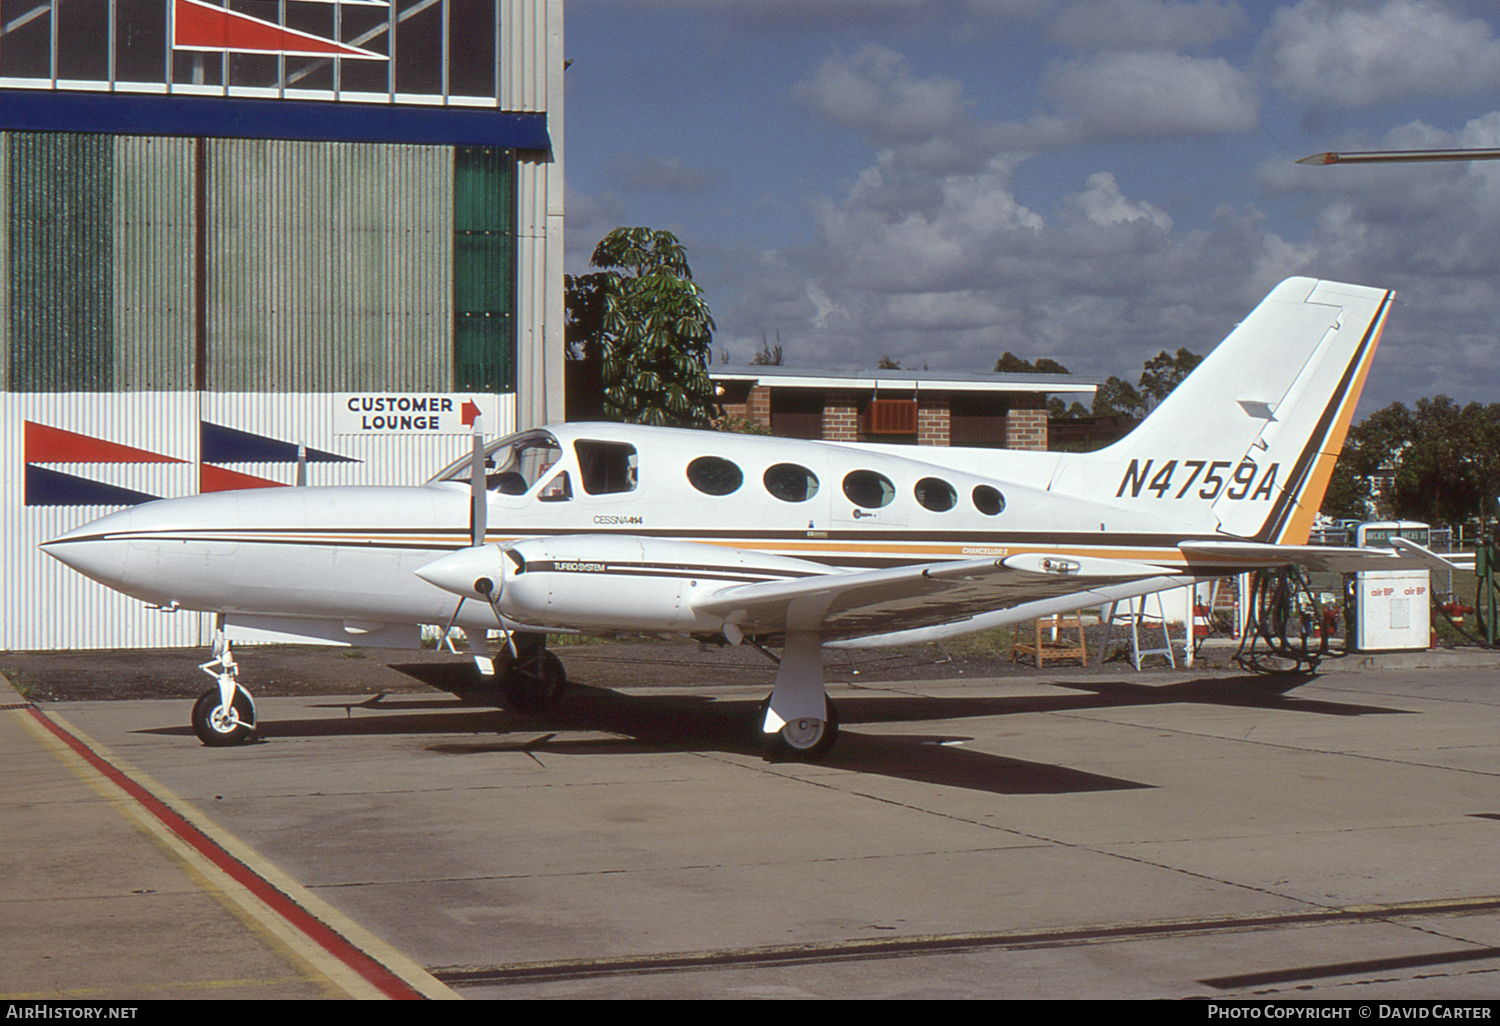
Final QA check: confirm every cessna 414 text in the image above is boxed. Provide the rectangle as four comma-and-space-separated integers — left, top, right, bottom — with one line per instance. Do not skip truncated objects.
43, 277, 1453, 759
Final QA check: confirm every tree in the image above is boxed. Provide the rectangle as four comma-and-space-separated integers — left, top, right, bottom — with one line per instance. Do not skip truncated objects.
994, 352, 1069, 375
1138, 348, 1203, 409
1326, 397, 1500, 531
751, 332, 785, 366
565, 227, 717, 427
1091, 376, 1148, 418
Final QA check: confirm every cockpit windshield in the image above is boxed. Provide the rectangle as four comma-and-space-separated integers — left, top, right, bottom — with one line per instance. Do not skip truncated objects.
429, 430, 564, 494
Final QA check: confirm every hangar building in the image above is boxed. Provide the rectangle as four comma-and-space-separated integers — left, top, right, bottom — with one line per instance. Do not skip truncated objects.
1, 0, 564, 649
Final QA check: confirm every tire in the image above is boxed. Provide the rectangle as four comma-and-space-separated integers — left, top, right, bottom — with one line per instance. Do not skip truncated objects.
502, 650, 567, 714
191, 687, 257, 747
759, 695, 840, 762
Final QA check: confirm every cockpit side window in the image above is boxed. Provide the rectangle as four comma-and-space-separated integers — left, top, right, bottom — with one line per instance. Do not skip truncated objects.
432, 431, 564, 494
574, 441, 638, 495
487, 437, 562, 494
537, 471, 572, 502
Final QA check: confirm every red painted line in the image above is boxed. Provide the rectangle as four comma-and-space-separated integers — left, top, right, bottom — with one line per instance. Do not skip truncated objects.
23, 706, 426, 1000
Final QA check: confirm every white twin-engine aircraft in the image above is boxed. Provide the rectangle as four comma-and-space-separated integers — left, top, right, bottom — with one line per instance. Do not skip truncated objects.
43, 277, 1455, 759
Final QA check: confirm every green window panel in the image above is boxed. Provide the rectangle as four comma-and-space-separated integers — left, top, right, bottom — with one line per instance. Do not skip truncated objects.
8, 133, 114, 391
453, 145, 516, 393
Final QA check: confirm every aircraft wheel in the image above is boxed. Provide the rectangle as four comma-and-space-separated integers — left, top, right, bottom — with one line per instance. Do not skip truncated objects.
503, 650, 567, 714
759, 696, 839, 762
191, 688, 257, 747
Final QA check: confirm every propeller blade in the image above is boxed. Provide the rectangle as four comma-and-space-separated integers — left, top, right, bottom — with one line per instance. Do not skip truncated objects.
438, 596, 467, 653
469, 418, 486, 547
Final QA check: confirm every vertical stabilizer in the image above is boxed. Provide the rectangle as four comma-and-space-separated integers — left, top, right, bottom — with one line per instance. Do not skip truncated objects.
1049, 278, 1393, 544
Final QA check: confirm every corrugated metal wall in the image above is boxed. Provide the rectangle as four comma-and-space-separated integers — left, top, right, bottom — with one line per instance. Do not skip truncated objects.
507, 0, 566, 430
0, 135, 8, 394
8, 134, 115, 391
114, 135, 196, 392
6, 390, 516, 651
205, 139, 457, 392
1, 133, 519, 396
1, 0, 565, 651
5, 392, 208, 650
2, 131, 528, 651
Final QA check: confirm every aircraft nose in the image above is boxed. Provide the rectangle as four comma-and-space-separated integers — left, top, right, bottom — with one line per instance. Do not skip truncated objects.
40, 508, 137, 590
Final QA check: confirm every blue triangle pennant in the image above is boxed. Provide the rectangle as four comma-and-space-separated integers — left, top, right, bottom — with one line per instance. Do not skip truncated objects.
201, 422, 358, 465
26, 465, 161, 507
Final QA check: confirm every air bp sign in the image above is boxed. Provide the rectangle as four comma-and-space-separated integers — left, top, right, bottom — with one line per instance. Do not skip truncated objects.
335, 394, 503, 436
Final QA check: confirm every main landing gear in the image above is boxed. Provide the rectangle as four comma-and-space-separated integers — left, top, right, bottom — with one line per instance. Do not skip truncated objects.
499, 632, 568, 714
458, 627, 569, 715
191, 634, 258, 747
758, 694, 840, 761
756, 630, 840, 762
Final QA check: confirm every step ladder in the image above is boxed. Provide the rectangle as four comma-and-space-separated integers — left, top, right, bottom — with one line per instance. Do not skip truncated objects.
1096, 593, 1178, 671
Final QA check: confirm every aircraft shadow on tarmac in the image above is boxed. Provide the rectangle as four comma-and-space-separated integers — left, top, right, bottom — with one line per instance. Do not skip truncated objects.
135, 666, 1407, 798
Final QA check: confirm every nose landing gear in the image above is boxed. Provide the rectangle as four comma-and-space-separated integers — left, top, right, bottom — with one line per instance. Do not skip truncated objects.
191, 635, 258, 747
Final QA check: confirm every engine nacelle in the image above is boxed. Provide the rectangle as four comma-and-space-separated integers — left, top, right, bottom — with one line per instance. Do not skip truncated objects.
415, 535, 826, 634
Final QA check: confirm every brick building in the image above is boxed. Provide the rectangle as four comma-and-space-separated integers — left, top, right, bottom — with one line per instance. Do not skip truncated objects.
712, 368, 1100, 451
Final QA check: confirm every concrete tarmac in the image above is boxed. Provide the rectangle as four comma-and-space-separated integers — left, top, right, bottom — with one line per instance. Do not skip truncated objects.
5, 659, 1500, 1000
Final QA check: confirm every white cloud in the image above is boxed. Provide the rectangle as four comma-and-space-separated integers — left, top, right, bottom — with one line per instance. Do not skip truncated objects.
1066, 172, 1174, 230
792, 45, 972, 148
811, 152, 1044, 294
1261, 0, 1500, 108
1042, 50, 1259, 137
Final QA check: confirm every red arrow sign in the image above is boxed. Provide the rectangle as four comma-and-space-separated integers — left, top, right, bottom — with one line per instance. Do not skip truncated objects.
174, 0, 386, 59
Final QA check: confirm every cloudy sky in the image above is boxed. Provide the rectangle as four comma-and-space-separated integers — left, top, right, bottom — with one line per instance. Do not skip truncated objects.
564, 0, 1500, 415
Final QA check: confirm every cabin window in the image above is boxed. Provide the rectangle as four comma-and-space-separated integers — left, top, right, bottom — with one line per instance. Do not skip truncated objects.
972, 485, 1006, 516
843, 470, 895, 509
914, 477, 957, 512
575, 441, 638, 495
687, 456, 744, 496
538, 471, 572, 502
764, 463, 820, 503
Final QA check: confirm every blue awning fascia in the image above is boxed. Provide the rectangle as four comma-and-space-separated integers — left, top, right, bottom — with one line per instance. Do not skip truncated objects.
0, 90, 551, 150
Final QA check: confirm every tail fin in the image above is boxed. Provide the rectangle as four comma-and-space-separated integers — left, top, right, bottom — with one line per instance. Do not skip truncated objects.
1052, 278, 1393, 544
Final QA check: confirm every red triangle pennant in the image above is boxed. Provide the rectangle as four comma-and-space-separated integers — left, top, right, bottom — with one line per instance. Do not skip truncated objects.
201, 464, 287, 493
174, 0, 386, 60
25, 421, 186, 465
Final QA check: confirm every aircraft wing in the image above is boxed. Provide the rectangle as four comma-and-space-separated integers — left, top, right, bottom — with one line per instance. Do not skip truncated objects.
1180, 537, 1462, 575
693, 553, 1180, 643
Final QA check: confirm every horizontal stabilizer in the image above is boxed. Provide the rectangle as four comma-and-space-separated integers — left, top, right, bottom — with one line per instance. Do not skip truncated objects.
1180, 537, 1459, 575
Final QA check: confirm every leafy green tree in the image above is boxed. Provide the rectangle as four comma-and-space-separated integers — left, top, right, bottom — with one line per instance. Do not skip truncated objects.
565, 227, 717, 427
1138, 348, 1204, 408
1091, 376, 1148, 418
1328, 397, 1500, 531
994, 352, 1069, 375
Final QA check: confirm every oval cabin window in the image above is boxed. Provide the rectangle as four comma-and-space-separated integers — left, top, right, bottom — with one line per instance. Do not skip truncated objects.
764, 463, 820, 503
686, 456, 744, 496
914, 477, 957, 512
972, 485, 1006, 516
843, 470, 895, 509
